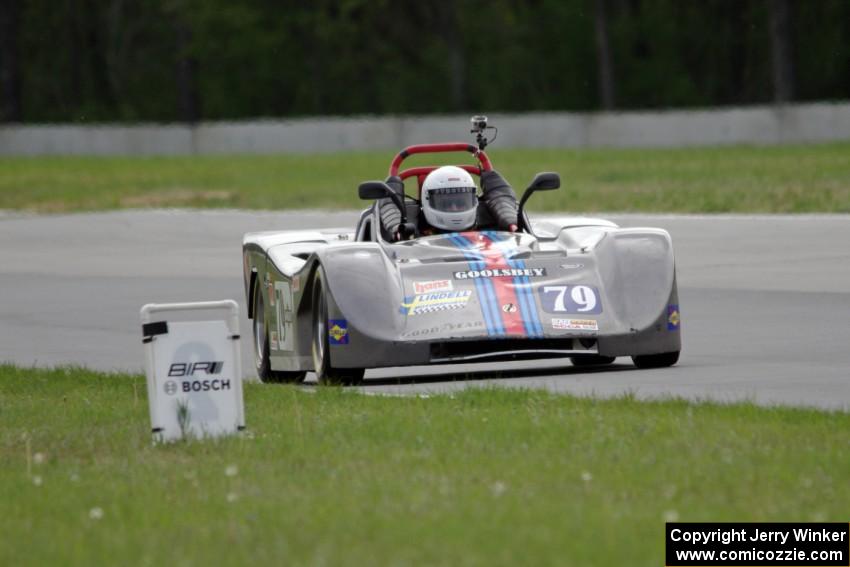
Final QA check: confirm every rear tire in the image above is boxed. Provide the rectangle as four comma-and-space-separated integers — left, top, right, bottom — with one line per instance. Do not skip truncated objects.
253, 279, 307, 384
632, 351, 680, 369
312, 268, 364, 386
570, 355, 616, 367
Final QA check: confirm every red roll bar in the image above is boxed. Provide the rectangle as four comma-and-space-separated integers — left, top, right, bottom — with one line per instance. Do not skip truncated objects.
388, 142, 493, 193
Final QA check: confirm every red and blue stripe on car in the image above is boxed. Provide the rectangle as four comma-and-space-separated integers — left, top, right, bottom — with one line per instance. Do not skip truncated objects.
446, 231, 543, 338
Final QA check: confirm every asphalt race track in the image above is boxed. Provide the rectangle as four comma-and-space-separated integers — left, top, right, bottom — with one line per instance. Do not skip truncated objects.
2, 210, 848, 410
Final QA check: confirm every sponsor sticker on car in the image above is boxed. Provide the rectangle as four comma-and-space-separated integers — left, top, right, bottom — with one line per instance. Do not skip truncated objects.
267, 273, 274, 305
274, 281, 295, 351
413, 279, 453, 294
668, 304, 680, 330
402, 320, 487, 338
400, 290, 472, 316
453, 268, 546, 280
329, 319, 349, 345
552, 318, 598, 332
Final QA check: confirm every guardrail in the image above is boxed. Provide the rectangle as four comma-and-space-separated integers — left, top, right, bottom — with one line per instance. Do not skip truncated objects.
1, 102, 848, 156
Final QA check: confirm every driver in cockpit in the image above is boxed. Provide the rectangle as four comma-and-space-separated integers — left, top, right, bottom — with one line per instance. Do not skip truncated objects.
379, 165, 520, 240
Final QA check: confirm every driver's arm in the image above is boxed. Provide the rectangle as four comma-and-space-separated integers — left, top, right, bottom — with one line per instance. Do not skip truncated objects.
378, 175, 405, 240
480, 170, 519, 231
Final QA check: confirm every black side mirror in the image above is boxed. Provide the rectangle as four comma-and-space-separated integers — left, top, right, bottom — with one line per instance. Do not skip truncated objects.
358, 181, 393, 200
517, 172, 560, 232
358, 180, 407, 226
527, 172, 560, 192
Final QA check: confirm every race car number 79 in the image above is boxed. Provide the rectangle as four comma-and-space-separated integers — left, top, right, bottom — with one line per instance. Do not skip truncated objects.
539, 285, 603, 314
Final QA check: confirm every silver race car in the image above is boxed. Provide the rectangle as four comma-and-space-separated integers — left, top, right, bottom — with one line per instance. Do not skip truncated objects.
243, 122, 681, 384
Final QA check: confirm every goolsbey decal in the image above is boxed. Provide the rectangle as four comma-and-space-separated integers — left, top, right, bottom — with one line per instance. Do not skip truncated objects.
446, 232, 543, 338
538, 285, 603, 314
453, 267, 546, 279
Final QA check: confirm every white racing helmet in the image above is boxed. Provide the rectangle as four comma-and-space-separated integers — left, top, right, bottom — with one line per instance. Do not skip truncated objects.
421, 166, 478, 231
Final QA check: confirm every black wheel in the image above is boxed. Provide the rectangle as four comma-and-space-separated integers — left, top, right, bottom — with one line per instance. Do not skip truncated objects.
570, 355, 616, 367
253, 280, 307, 384
312, 269, 364, 386
631, 351, 680, 369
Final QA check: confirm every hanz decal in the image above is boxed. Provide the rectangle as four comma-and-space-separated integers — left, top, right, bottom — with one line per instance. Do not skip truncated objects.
413, 279, 453, 294
400, 290, 472, 316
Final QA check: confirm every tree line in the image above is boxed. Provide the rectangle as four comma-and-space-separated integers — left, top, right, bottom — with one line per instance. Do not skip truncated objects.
1, 0, 847, 123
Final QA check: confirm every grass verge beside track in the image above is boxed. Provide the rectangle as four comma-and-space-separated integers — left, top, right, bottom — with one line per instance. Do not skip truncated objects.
1, 143, 849, 213
1, 365, 848, 566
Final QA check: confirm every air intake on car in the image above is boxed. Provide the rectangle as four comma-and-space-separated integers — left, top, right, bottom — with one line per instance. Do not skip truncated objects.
430, 338, 584, 362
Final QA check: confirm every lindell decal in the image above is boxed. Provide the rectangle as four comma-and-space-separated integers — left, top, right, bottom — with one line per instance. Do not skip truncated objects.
400, 290, 472, 316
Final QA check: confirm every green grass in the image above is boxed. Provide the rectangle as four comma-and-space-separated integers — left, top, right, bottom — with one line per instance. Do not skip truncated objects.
1, 365, 848, 566
1, 143, 849, 213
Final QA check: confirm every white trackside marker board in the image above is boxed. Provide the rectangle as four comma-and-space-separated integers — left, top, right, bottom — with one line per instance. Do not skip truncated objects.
141, 300, 245, 443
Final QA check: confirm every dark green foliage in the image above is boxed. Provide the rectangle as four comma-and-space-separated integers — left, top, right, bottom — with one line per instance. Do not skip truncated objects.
6, 0, 850, 122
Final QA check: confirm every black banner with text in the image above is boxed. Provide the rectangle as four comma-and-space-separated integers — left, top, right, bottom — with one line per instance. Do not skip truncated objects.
666, 523, 849, 566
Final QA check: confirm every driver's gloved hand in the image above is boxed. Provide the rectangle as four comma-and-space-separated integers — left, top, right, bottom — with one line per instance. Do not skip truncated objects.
395, 222, 417, 241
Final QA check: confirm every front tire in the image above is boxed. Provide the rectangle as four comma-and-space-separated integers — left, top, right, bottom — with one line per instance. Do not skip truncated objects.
312, 268, 364, 386
632, 351, 680, 369
253, 279, 307, 384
